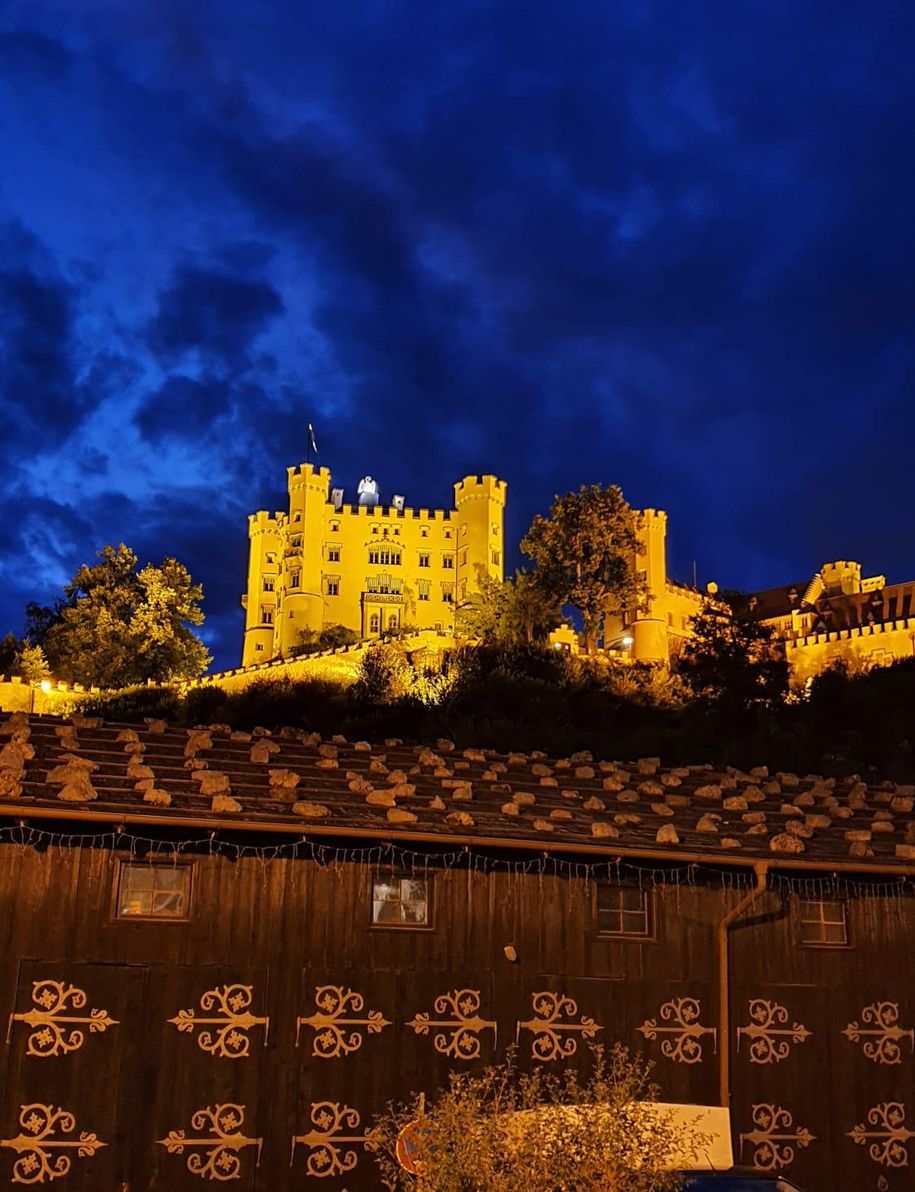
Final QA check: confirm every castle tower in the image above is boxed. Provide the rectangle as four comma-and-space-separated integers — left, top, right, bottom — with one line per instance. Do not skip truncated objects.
630, 509, 669, 663
278, 464, 331, 655
242, 512, 283, 667
453, 475, 507, 604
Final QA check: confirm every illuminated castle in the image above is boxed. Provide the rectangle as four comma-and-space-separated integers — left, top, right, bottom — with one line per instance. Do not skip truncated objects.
611, 514, 915, 682
241, 464, 506, 665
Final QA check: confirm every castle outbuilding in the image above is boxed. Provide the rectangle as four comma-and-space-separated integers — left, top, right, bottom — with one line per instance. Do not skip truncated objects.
241, 464, 506, 665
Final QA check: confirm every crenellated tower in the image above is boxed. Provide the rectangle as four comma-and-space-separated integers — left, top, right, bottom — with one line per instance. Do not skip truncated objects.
453, 475, 507, 604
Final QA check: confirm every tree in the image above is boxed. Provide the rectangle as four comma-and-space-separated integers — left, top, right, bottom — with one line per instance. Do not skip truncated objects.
521, 484, 643, 654
16, 643, 51, 683
41, 544, 210, 688
369, 1044, 706, 1191
457, 572, 562, 646
676, 594, 789, 710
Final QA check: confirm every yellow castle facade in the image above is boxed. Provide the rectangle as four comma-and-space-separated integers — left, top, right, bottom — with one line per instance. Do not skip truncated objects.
241, 464, 506, 666
610, 514, 915, 682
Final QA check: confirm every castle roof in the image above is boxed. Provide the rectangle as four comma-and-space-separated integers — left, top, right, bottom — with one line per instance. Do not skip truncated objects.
740, 578, 915, 628
2, 712, 914, 874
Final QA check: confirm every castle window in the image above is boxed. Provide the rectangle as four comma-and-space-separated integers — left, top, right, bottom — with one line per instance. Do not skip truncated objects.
492, 524, 499, 536
369, 613, 380, 633
261, 606, 273, 625
459, 550, 468, 567
388, 614, 398, 630
442, 583, 454, 604
492, 550, 500, 566
444, 529, 453, 539
442, 555, 454, 570
327, 545, 341, 563
263, 579, 274, 592
460, 524, 467, 537
330, 521, 340, 533
798, 898, 848, 947
421, 527, 429, 538
595, 883, 652, 938
369, 548, 401, 566
418, 552, 430, 568
372, 526, 379, 534
290, 535, 302, 548
266, 553, 277, 566
372, 875, 431, 928
325, 577, 339, 597
289, 572, 301, 589
293, 511, 302, 522
418, 580, 430, 601
255, 643, 264, 652
393, 528, 400, 536
116, 861, 191, 921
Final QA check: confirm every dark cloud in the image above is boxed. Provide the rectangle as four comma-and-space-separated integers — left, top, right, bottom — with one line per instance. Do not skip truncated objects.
0, 0, 913, 668
0, 30, 71, 80
146, 264, 284, 366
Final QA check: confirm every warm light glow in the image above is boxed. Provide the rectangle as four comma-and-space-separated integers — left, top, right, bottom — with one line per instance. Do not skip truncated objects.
40, 680, 52, 693
622, 635, 634, 647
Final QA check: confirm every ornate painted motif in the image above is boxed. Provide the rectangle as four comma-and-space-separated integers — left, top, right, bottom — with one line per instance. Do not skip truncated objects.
406, 989, 496, 1060
739, 1104, 815, 1172
168, 984, 269, 1059
296, 985, 391, 1058
516, 992, 602, 1062
292, 1103, 369, 1178
9, 980, 118, 1058
637, 997, 716, 1064
158, 1104, 262, 1181
1, 1104, 106, 1184
843, 1003, 915, 1065
848, 1103, 915, 1168
736, 999, 811, 1065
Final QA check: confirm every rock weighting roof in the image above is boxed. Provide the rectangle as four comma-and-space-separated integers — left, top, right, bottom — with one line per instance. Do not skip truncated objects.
3, 711, 915, 875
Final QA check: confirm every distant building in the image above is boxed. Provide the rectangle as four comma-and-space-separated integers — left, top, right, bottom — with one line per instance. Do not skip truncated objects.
241, 464, 506, 665
611, 515, 915, 681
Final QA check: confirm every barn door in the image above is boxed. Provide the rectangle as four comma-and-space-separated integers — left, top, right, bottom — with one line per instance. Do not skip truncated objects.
1, 960, 149, 1189
134, 965, 269, 1191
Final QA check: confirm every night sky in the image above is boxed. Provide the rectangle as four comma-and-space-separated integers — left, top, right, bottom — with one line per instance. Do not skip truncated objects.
2, 1, 913, 671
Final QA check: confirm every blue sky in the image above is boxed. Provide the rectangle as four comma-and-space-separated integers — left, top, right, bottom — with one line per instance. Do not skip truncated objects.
1, 0, 913, 669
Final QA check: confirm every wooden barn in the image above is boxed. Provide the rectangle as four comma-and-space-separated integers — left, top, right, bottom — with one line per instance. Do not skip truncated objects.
2, 709, 915, 1190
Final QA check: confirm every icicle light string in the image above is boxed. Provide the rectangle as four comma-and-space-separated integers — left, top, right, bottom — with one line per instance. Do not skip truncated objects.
0, 821, 912, 897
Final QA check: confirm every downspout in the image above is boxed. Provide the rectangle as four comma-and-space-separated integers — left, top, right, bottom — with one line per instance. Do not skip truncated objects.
718, 861, 769, 1109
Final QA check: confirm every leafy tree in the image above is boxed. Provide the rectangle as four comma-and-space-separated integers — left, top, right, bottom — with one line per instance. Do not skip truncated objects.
676, 593, 789, 709
41, 544, 210, 688
521, 484, 643, 654
369, 1044, 706, 1191
16, 643, 51, 683
352, 643, 413, 703
291, 623, 361, 657
457, 572, 562, 646
0, 633, 18, 676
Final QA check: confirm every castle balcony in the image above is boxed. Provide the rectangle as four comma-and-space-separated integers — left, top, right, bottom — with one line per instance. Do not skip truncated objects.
283, 545, 303, 559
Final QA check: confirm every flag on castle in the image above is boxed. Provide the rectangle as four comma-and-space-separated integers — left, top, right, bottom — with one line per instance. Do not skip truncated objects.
307, 422, 318, 455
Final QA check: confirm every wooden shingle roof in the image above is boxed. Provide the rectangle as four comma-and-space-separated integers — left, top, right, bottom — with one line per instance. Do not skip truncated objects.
2, 711, 915, 872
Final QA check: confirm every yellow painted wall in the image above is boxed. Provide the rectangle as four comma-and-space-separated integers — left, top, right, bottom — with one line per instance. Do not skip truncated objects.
785, 620, 915, 685
242, 465, 506, 666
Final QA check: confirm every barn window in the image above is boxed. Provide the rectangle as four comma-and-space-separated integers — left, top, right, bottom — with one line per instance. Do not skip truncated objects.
116, 862, 191, 921
371, 875, 431, 928
595, 882, 651, 938
798, 898, 848, 946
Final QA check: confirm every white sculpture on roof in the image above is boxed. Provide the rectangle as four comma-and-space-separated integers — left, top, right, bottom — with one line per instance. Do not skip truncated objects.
358, 476, 379, 508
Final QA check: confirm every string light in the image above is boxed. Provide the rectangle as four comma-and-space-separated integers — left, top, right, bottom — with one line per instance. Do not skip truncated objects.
0, 822, 910, 897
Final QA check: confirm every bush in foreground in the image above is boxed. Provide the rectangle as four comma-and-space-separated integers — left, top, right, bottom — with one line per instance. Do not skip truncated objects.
369, 1044, 706, 1191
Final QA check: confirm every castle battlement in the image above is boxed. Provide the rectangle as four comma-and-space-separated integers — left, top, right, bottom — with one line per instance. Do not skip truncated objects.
241, 460, 506, 666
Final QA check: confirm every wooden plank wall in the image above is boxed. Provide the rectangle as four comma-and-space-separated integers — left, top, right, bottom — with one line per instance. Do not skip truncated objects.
0, 842, 913, 1190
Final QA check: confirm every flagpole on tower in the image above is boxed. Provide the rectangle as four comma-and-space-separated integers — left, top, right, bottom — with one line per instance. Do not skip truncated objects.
307, 421, 319, 465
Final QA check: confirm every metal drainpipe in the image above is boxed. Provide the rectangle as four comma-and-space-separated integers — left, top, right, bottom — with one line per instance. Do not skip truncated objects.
718, 861, 769, 1109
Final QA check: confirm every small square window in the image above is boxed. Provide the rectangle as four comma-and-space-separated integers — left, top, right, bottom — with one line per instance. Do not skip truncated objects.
372, 876, 431, 928
595, 883, 651, 938
798, 898, 848, 946
116, 862, 191, 921
326, 577, 340, 597
442, 555, 454, 569
418, 553, 430, 568
327, 545, 341, 563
